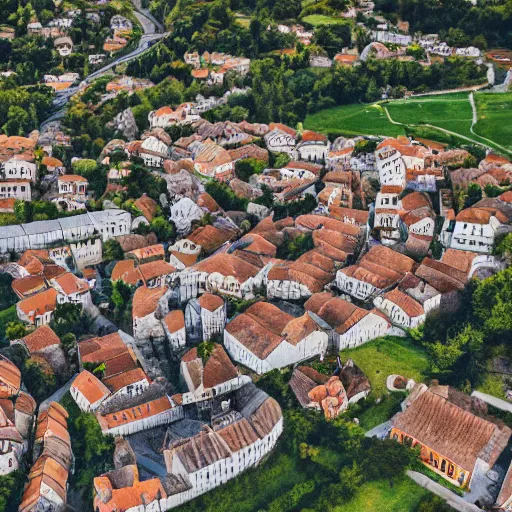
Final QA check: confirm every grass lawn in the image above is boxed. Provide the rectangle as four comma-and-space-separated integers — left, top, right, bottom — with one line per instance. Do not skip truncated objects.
336, 477, 429, 512
350, 393, 403, 431
302, 14, 351, 26
339, 336, 430, 398
386, 94, 474, 138
476, 372, 507, 399
304, 103, 405, 137
473, 92, 512, 153
0, 305, 17, 343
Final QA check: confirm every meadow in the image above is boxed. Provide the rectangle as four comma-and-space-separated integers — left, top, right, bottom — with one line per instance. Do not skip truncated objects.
473, 92, 512, 153
302, 14, 352, 26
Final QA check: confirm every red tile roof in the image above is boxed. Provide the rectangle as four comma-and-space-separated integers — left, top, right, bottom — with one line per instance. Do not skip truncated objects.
132, 286, 167, 318
22, 325, 61, 353
71, 370, 111, 405
18, 288, 58, 319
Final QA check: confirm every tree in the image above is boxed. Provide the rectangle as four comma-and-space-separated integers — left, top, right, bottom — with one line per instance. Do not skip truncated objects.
111, 280, 133, 309
149, 216, 175, 242
464, 182, 482, 208
72, 158, 97, 174
23, 357, 57, 402
103, 239, 124, 262
52, 303, 83, 336
5, 322, 26, 341
235, 158, 267, 182
197, 340, 215, 363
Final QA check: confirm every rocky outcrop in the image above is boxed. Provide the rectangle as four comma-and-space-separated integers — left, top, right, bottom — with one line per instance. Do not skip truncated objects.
107, 108, 139, 141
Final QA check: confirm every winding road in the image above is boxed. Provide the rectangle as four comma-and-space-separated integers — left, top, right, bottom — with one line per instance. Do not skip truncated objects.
40, 3, 168, 130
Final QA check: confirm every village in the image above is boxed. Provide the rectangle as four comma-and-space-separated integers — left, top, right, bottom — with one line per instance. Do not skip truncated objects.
0, 0, 512, 508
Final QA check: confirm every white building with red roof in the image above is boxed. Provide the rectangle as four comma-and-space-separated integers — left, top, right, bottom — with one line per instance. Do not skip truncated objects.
50, 272, 91, 307
70, 370, 111, 412
295, 130, 329, 163
264, 123, 297, 156
373, 288, 425, 328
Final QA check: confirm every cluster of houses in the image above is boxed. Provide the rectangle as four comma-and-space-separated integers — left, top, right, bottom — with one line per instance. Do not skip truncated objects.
184, 51, 251, 85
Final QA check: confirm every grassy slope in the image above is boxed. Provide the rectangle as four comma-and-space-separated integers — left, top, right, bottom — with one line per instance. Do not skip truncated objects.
302, 14, 351, 26
337, 477, 430, 512
339, 336, 430, 397
304, 103, 405, 137
473, 92, 512, 152
0, 305, 17, 342
386, 94, 473, 138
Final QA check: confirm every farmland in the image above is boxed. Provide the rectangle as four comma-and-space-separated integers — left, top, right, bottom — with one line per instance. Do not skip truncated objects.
304, 91, 512, 155
302, 14, 351, 26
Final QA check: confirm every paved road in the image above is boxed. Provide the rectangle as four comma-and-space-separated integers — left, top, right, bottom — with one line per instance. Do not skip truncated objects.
471, 390, 512, 413
40, 3, 168, 130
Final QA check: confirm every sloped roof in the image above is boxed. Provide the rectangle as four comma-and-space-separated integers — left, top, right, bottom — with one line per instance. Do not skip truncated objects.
53, 272, 90, 295
317, 297, 369, 334
111, 260, 142, 286
22, 325, 61, 353
12, 275, 47, 298
198, 293, 224, 312
139, 260, 175, 282
103, 368, 148, 393
164, 310, 185, 333
0, 355, 21, 395
71, 370, 110, 405
79, 333, 128, 364
391, 389, 511, 472
192, 253, 260, 282
18, 288, 58, 318
132, 286, 167, 318
383, 288, 424, 317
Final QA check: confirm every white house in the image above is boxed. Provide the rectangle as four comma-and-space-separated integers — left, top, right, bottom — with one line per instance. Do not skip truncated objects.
70, 370, 111, 412
336, 245, 415, 301
50, 272, 91, 308
57, 175, 88, 198
102, 368, 150, 405
1, 157, 37, 182
139, 136, 170, 168
17, 288, 58, 326
295, 131, 329, 163
264, 123, 297, 155
96, 395, 183, 436
443, 207, 507, 254
375, 146, 406, 188
0, 180, 31, 200
224, 302, 328, 375
197, 294, 225, 340
305, 294, 390, 350
373, 288, 425, 328
132, 286, 168, 341
163, 310, 186, 350
374, 187, 403, 245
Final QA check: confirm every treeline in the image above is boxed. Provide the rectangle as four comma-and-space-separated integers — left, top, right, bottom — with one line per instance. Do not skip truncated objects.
376, 0, 512, 48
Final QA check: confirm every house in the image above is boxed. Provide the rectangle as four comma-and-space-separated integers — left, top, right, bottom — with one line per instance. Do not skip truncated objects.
296, 130, 329, 163
70, 370, 111, 412
336, 245, 415, 301
164, 310, 186, 350
126, 243, 165, 265
376, 145, 406, 189
0, 355, 21, 398
111, 259, 142, 286
102, 368, 150, 404
94, 465, 167, 512
16, 325, 61, 357
193, 140, 234, 180
373, 288, 425, 328
390, 384, 511, 489
0, 180, 31, 200
443, 207, 509, 254
17, 288, 58, 326
161, 391, 282, 508
328, 206, 369, 227
96, 395, 183, 436
132, 286, 168, 341
326, 148, 353, 170
137, 136, 170, 168
264, 123, 297, 155
193, 294, 225, 341
310, 55, 333, 67
180, 343, 249, 402
178, 253, 262, 301
168, 239, 201, 269
305, 294, 389, 350
1, 156, 36, 182
41, 156, 65, 175
224, 302, 328, 374
374, 186, 404, 245
57, 175, 87, 199
12, 275, 47, 299
139, 260, 176, 288
50, 272, 91, 307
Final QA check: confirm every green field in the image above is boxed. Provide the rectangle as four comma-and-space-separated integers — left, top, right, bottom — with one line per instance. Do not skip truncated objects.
474, 92, 512, 152
339, 336, 430, 397
302, 14, 351, 26
305, 92, 512, 155
304, 103, 406, 137
386, 94, 473, 137
337, 478, 429, 512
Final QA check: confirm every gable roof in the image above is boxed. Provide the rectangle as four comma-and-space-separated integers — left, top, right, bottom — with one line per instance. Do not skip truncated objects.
132, 286, 168, 318
391, 388, 511, 472
22, 325, 61, 353
18, 288, 58, 319
383, 288, 424, 317
71, 370, 111, 405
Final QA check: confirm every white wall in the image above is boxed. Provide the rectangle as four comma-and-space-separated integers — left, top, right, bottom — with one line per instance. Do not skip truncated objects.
337, 312, 389, 350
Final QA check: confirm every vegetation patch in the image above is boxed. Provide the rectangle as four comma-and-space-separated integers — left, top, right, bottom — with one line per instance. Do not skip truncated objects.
473, 92, 512, 153
302, 14, 351, 26
339, 336, 430, 397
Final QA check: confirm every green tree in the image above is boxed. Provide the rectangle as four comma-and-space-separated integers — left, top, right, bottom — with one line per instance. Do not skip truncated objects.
149, 216, 175, 242
23, 357, 57, 402
111, 280, 133, 309
103, 239, 124, 262
235, 158, 267, 182
464, 182, 482, 208
197, 340, 215, 363
5, 321, 26, 341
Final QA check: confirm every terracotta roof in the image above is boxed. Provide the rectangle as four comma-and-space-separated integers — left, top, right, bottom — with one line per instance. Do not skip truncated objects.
139, 260, 175, 283
191, 69, 209, 79
111, 260, 142, 286
187, 225, 234, 254
15, 391, 36, 415
58, 174, 86, 182
0, 355, 21, 396
132, 286, 167, 318
0, 198, 16, 211
441, 249, 477, 275
43, 264, 67, 281
391, 389, 511, 472
328, 206, 369, 225
198, 293, 224, 312
41, 156, 63, 167
126, 244, 165, 263
196, 192, 220, 213
383, 288, 424, 317
103, 368, 148, 393
103, 352, 139, 379
415, 257, 466, 293
249, 396, 282, 438
182, 343, 238, 389
401, 192, 432, 212
304, 291, 335, 314
295, 215, 361, 238
102, 476, 166, 511
238, 234, 277, 257
71, 370, 110, 405
281, 314, 319, 345
12, 275, 47, 298
334, 53, 357, 65
499, 191, 512, 203
53, 272, 90, 295
217, 417, 259, 452
22, 325, 61, 353
98, 395, 174, 430
456, 207, 507, 225
79, 333, 128, 364
301, 130, 327, 142
18, 288, 58, 319
269, 123, 297, 138
19, 250, 51, 267
134, 194, 158, 221
267, 260, 334, 293
164, 310, 185, 333
192, 253, 260, 282
317, 297, 369, 334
